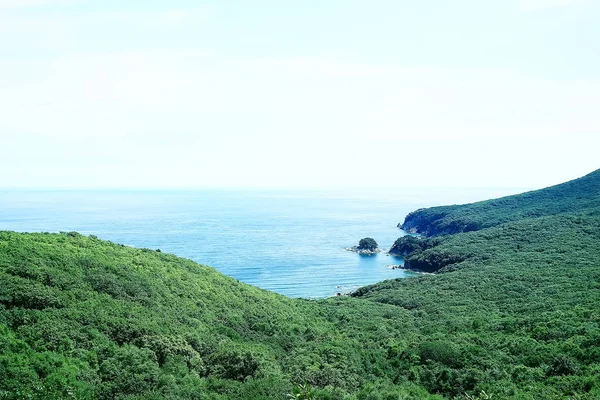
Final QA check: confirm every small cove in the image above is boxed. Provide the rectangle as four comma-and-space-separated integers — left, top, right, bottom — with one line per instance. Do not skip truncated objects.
0, 187, 522, 298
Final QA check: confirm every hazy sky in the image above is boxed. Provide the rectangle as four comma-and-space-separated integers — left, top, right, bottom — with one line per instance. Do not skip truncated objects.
1, 0, 599, 189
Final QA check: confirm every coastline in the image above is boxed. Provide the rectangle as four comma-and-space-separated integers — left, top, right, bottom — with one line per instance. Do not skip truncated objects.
386, 264, 434, 275
344, 246, 383, 255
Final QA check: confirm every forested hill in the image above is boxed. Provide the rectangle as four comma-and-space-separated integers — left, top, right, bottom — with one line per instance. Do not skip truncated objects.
354, 169, 600, 399
354, 209, 600, 398
401, 169, 600, 236
2, 169, 600, 399
0, 231, 438, 399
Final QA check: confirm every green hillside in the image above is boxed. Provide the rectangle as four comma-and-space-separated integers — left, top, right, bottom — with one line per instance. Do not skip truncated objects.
0, 231, 436, 400
357, 213, 600, 398
400, 169, 600, 236
2, 169, 600, 399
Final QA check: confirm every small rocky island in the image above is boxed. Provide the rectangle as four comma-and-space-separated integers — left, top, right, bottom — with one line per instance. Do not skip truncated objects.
346, 237, 381, 255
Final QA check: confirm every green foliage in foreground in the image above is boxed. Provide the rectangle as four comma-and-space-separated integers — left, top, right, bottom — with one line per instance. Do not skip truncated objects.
2, 169, 600, 399
0, 231, 439, 400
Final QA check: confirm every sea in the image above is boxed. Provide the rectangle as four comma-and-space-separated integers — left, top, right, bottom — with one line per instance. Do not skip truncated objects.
0, 187, 524, 298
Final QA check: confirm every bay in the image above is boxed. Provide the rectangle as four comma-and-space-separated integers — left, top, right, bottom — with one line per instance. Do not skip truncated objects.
0, 187, 523, 298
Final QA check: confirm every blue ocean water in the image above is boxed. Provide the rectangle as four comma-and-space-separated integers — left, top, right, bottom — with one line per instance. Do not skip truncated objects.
0, 187, 523, 298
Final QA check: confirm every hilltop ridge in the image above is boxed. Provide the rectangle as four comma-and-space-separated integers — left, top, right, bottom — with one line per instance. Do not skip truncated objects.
401, 169, 600, 236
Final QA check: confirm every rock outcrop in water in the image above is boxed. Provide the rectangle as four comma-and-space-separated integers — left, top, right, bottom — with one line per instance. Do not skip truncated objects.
346, 237, 380, 255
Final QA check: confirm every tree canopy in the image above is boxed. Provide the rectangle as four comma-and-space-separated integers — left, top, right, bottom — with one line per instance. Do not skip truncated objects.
357, 237, 378, 251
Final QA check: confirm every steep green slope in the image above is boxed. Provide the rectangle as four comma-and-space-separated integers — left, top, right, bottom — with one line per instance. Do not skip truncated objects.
401, 169, 600, 236
355, 169, 600, 399
0, 231, 436, 400
354, 212, 600, 398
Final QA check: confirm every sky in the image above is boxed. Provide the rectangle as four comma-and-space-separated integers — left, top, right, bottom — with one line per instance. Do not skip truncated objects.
1, 0, 599, 189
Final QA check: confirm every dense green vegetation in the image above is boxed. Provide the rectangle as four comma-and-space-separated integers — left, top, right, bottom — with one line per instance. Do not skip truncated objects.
0, 231, 438, 400
355, 212, 600, 398
389, 235, 428, 257
2, 169, 600, 399
401, 169, 600, 236
357, 238, 378, 251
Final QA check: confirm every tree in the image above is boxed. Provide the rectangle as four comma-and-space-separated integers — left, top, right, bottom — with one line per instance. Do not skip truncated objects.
357, 238, 378, 251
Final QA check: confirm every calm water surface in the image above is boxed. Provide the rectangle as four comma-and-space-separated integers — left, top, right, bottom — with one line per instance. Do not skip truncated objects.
0, 187, 523, 298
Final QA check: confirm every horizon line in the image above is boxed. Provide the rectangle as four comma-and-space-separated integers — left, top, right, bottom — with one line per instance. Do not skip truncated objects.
0, 185, 535, 191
